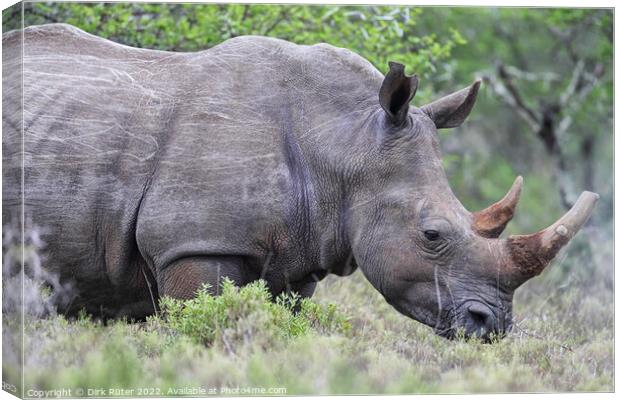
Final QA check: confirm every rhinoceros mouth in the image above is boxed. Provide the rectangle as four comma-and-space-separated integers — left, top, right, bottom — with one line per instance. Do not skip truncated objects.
395, 293, 513, 341
434, 300, 513, 342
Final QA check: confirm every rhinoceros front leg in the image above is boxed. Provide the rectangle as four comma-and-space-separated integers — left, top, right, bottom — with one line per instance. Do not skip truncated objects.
158, 256, 253, 300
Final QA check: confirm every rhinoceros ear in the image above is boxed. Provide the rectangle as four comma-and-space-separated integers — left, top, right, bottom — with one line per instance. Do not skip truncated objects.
421, 80, 481, 129
379, 61, 418, 126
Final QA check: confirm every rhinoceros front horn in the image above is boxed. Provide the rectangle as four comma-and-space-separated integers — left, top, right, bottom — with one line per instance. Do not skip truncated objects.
472, 176, 523, 238
505, 191, 599, 282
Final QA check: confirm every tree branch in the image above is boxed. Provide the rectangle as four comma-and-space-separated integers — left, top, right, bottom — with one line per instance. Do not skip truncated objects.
556, 62, 605, 138
486, 64, 541, 132
503, 65, 559, 83
484, 63, 579, 209
559, 60, 585, 107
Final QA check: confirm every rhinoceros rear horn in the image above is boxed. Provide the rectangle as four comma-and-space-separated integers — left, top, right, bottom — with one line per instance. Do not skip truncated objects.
472, 176, 523, 238
421, 79, 481, 129
505, 191, 599, 283
379, 61, 418, 126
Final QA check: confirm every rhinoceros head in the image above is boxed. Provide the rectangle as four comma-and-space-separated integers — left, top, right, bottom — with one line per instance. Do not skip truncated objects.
346, 62, 598, 341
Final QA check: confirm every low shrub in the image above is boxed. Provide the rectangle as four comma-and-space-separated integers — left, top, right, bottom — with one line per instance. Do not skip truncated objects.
159, 279, 350, 350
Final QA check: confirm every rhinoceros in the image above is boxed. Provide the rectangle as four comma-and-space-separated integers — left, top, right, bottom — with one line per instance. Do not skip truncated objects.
3, 24, 598, 340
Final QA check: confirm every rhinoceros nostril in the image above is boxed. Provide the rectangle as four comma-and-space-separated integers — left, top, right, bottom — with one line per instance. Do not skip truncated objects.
468, 307, 488, 325
465, 303, 497, 338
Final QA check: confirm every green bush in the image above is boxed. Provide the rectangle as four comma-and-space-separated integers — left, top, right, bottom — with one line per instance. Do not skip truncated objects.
159, 279, 350, 350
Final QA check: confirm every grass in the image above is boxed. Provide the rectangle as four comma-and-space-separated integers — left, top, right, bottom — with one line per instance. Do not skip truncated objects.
2, 233, 613, 396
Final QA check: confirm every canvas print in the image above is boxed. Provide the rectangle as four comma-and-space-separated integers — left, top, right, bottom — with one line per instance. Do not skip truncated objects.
1, 2, 614, 397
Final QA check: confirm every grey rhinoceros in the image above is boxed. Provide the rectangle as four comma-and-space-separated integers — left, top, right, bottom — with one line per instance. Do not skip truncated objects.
2, 24, 598, 340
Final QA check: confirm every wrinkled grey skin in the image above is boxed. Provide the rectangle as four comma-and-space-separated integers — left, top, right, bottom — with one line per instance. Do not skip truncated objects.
4, 24, 515, 339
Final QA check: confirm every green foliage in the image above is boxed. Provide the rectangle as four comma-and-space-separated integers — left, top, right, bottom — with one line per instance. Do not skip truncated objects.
421, 8, 613, 231
4, 3, 463, 80
159, 279, 349, 349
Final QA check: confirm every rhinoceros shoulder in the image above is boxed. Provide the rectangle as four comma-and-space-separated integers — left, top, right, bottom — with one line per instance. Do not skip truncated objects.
209, 35, 383, 90
307, 42, 381, 78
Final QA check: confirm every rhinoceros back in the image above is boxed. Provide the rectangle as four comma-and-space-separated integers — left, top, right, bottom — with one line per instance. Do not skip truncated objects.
2, 24, 383, 316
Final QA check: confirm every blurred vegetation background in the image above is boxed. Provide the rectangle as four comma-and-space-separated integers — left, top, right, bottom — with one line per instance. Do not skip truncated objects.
2, 2, 614, 394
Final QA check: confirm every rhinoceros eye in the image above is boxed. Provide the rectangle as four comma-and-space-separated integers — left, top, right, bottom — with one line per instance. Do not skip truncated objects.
424, 230, 441, 241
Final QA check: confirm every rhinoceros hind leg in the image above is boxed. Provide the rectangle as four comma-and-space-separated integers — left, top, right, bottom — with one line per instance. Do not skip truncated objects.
158, 256, 254, 300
